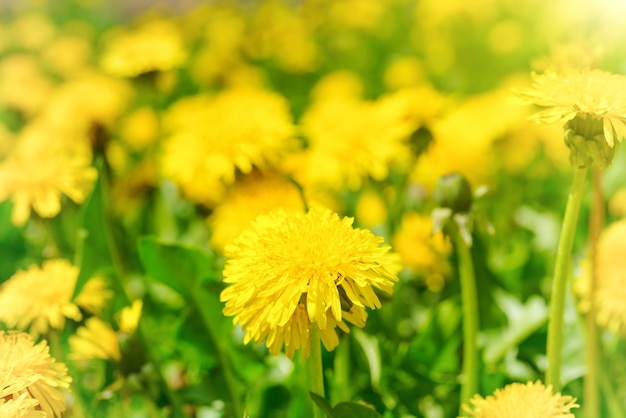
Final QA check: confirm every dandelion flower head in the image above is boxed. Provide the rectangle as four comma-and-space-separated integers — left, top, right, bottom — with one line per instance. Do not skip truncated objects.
0, 259, 103, 337
0, 330, 72, 418
574, 219, 626, 334
162, 88, 297, 205
0, 121, 97, 226
463, 380, 578, 418
221, 207, 400, 358
517, 68, 626, 147
208, 171, 307, 253
69, 317, 121, 362
392, 212, 452, 291
288, 96, 411, 191
100, 18, 186, 77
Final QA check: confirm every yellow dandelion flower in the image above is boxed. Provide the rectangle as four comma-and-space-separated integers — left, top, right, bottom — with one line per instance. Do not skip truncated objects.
0, 123, 97, 226
0, 259, 86, 337
208, 171, 306, 252
101, 18, 186, 77
162, 88, 297, 205
221, 207, 399, 358
69, 317, 121, 362
0, 330, 72, 418
291, 96, 411, 190
119, 107, 159, 152
462, 380, 578, 418
73, 276, 113, 316
0, 54, 55, 115
574, 219, 626, 333
517, 68, 626, 147
355, 190, 388, 228
392, 212, 452, 291
0, 392, 45, 418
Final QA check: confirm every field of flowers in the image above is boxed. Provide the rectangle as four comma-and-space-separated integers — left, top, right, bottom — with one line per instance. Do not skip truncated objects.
2, 0, 626, 417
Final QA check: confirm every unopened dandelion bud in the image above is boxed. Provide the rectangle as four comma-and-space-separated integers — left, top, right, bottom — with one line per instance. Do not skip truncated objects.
434, 173, 473, 214
564, 116, 618, 168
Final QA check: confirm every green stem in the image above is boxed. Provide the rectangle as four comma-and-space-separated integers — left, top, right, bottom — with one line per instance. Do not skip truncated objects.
308, 324, 325, 418
99, 158, 188, 418
546, 166, 588, 391
192, 289, 244, 418
452, 224, 479, 411
584, 169, 603, 418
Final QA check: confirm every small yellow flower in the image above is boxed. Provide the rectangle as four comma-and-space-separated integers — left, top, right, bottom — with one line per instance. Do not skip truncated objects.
0, 330, 72, 418
162, 88, 297, 205
0, 259, 102, 337
463, 380, 578, 418
574, 219, 626, 333
73, 276, 113, 316
221, 207, 399, 358
517, 68, 626, 147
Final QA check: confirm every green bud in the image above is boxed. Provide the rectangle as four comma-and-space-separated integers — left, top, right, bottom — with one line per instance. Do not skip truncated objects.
565, 115, 618, 168
434, 173, 473, 214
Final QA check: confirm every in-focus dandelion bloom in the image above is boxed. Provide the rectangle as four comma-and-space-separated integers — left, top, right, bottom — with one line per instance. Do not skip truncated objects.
221, 207, 399, 358
0, 330, 72, 418
162, 88, 297, 205
574, 219, 626, 333
517, 68, 626, 147
463, 380, 578, 418
0, 259, 102, 337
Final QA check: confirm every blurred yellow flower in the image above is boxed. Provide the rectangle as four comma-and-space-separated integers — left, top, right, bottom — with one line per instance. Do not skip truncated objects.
162, 88, 297, 205
0, 330, 72, 418
0, 54, 55, 115
73, 276, 113, 316
101, 18, 186, 77
11, 14, 56, 50
42, 35, 92, 77
221, 207, 399, 357
463, 380, 578, 418
290, 96, 412, 190
517, 68, 626, 147
0, 122, 97, 226
118, 299, 143, 334
69, 317, 121, 362
0, 259, 104, 337
69, 300, 141, 362
392, 212, 452, 291
208, 171, 306, 253
609, 188, 626, 218
41, 73, 132, 129
412, 83, 527, 189
574, 219, 626, 334
119, 107, 160, 152
355, 190, 388, 228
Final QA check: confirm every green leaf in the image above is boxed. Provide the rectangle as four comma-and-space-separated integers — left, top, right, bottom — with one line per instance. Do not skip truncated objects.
353, 329, 382, 390
137, 237, 220, 299
73, 160, 113, 299
332, 402, 384, 418
309, 392, 334, 416
309, 393, 384, 418
483, 290, 548, 366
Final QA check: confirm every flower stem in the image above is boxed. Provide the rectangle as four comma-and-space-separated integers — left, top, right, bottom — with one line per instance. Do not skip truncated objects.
99, 158, 188, 418
546, 166, 588, 391
308, 324, 325, 418
452, 223, 479, 411
584, 168, 603, 418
